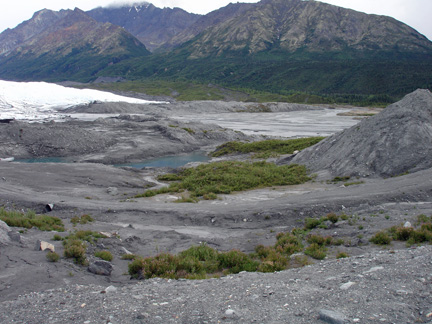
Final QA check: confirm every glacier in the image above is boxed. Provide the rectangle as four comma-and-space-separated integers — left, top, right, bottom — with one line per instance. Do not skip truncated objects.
0, 80, 163, 120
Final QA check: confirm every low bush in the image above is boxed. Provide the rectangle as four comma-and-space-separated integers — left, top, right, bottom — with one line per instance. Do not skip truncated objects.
304, 243, 327, 260
218, 250, 259, 274
369, 231, 391, 245
63, 239, 87, 265
306, 234, 333, 246
95, 250, 113, 262
326, 213, 339, 224
46, 251, 60, 262
304, 218, 322, 230
274, 232, 304, 255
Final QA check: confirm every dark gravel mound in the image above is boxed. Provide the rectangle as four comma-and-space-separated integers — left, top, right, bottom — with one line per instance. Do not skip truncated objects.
285, 89, 432, 178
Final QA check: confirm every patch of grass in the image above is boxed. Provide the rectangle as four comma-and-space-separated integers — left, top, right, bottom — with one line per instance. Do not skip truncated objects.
344, 181, 365, 186
328, 176, 351, 183
0, 208, 64, 232
182, 127, 195, 134
336, 252, 349, 259
136, 161, 310, 200
95, 250, 113, 262
71, 214, 94, 225
121, 254, 137, 260
52, 234, 63, 241
210, 137, 325, 158
67, 230, 107, 244
46, 251, 60, 262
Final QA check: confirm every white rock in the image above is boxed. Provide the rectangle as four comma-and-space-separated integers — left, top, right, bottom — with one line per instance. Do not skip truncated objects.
340, 281, 356, 290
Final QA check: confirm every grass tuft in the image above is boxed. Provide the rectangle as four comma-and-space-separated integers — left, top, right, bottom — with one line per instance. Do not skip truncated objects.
0, 208, 64, 232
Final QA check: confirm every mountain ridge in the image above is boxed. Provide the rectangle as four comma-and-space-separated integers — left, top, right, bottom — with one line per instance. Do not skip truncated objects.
0, 0, 431, 99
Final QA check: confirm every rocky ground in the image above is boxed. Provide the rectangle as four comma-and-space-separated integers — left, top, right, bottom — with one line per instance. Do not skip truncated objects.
0, 94, 432, 323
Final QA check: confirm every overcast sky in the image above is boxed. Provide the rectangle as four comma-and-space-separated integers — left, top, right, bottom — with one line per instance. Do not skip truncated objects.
1, 0, 431, 40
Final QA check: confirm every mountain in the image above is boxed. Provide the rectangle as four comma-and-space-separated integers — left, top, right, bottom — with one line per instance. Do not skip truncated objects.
182, 0, 432, 58
0, 0, 431, 99
0, 8, 150, 81
160, 2, 257, 51
87, 2, 200, 52
0, 9, 69, 56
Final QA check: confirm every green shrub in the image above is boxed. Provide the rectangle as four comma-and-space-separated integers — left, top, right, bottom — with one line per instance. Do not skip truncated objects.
179, 244, 220, 273
256, 247, 289, 272
139, 253, 180, 279
304, 218, 322, 230
305, 243, 327, 260
63, 239, 87, 265
369, 231, 391, 245
46, 251, 60, 262
326, 213, 339, 224
393, 226, 414, 241
274, 232, 303, 255
306, 234, 333, 246
95, 250, 113, 262
218, 250, 259, 274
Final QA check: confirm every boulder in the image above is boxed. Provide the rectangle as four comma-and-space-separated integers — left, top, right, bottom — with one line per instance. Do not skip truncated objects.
35, 240, 55, 252
88, 260, 113, 276
0, 220, 11, 245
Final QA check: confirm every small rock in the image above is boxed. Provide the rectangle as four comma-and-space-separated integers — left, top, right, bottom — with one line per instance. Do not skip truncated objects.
8, 231, 21, 243
340, 282, 356, 290
364, 266, 384, 274
404, 221, 412, 228
88, 260, 113, 276
318, 309, 349, 324
225, 309, 236, 317
107, 187, 118, 196
35, 240, 55, 252
105, 285, 117, 293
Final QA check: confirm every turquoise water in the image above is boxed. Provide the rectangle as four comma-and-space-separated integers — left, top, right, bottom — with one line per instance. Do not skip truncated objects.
17, 152, 210, 168
116, 152, 210, 168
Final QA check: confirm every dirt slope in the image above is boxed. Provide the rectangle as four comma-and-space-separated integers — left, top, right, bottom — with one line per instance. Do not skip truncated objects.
286, 89, 432, 178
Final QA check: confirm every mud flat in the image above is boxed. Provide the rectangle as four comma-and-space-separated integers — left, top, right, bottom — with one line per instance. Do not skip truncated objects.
1, 94, 432, 323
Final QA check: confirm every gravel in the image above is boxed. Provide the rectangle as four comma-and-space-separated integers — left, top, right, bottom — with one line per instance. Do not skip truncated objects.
1, 245, 431, 324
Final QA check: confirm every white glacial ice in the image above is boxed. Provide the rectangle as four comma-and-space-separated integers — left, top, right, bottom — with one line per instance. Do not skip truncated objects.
0, 80, 163, 120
